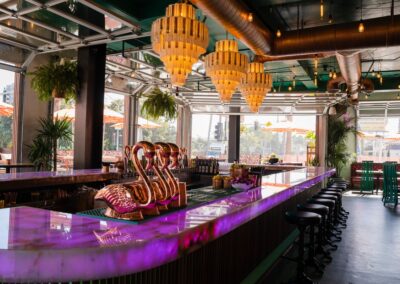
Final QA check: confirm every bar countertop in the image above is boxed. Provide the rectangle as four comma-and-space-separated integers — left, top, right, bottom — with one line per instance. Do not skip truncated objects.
0, 167, 335, 282
0, 169, 120, 191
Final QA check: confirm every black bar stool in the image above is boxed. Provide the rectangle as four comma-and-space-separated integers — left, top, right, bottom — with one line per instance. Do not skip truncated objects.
285, 211, 322, 284
308, 198, 341, 245
297, 204, 332, 264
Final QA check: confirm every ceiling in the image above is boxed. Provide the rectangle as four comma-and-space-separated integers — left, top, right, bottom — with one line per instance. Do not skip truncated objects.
0, 0, 398, 114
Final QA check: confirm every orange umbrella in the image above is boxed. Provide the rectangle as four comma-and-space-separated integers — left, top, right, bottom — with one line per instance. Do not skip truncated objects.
54, 108, 124, 124
262, 121, 310, 134
0, 101, 13, 116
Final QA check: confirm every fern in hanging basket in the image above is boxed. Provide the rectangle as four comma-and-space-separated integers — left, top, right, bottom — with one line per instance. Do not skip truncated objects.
140, 88, 177, 121
29, 60, 78, 102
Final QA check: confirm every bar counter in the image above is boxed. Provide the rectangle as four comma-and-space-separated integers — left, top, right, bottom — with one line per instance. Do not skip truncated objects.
0, 167, 335, 283
0, 169, 120, 192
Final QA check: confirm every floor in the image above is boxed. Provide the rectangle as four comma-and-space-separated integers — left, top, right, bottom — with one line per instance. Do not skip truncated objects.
261, 193, 400, 284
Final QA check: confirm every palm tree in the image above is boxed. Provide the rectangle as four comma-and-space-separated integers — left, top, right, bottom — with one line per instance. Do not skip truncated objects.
36, 117, 72, 171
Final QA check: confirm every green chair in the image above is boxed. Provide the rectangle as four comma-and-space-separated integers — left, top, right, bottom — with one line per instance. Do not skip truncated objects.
360, 161, 374, 193
382, 162, 398, 207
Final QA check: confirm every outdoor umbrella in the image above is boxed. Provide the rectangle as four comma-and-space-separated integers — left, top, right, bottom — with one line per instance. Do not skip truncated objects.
111, 117, 161, 130
54, 108, 124, 124
0, 101, 13, 117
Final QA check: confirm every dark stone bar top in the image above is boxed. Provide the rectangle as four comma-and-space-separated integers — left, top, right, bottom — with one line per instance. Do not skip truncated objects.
0, 167, 335, 283
0, 169, 120, 191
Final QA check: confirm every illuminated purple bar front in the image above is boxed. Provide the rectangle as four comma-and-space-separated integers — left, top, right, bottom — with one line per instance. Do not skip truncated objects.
0, 167, 334, 283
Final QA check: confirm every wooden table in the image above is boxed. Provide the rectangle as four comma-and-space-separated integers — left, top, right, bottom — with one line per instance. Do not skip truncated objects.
0, 163, 35, 173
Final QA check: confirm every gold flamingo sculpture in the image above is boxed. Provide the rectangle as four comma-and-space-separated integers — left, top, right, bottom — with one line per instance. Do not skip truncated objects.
168, 142, 187, 207
131, 141, 161, 216
155, 142, 178, 204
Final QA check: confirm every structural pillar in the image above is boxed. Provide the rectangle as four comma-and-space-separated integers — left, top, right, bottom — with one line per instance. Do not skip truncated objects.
177, 105, 192, 154
228, 107, 240, 162
316, 114, 328, 167
73, 8, 106, 169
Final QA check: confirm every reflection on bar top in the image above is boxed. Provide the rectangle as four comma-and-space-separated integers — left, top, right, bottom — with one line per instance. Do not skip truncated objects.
0, 169, 116, 181
0, 167, 332, 250
0, 167, 335, 283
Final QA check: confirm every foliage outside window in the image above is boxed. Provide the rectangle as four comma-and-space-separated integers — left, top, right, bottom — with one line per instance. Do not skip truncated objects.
240, 115, 316, 165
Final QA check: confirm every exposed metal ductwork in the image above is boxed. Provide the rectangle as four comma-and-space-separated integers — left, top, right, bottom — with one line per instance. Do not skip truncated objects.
190, 0, 273, 55
336, 52, 361, 100
190, 0, 400, 101
273, 15, 400, 55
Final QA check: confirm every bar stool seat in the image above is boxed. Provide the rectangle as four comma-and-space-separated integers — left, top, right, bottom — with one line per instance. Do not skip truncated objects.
285, 211, 321, 226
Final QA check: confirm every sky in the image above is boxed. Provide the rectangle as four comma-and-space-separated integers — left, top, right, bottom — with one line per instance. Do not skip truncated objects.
0, 69, 15, 91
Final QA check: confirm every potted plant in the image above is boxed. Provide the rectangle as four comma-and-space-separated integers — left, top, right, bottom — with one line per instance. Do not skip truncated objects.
326, 115, 356, 176
28, 116, 72, 171
140, 88, 177, 120
29, 60, 78, 101
268, 153, 279, 164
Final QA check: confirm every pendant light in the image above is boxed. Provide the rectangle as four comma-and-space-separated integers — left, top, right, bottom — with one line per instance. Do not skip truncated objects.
151, 3, 209, 86
239, 62, 272, 113
358, 0, 365, 32
205, 39, 248, 103
276, 29, 282, 38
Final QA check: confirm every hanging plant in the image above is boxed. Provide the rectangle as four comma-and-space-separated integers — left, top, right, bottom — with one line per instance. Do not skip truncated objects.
140, 88, 177, 121
29, 60, 78, 102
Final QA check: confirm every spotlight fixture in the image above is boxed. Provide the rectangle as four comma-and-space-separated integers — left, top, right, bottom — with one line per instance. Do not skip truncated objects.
276, 29, 282, 38
328, 13, 333, 23
328, 106, 337, 115
358, 0, 365, 33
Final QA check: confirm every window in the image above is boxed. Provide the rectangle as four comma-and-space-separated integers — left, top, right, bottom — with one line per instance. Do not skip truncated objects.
240, 115, 316, 165
137, 97, 177, 143
357, 116, 400, 162
0, 69, 15, 162
191, 114, 229, 161
54, 99, 74, 170
103, 92, 125, 162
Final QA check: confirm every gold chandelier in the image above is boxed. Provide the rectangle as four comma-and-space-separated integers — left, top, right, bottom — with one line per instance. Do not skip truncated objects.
239, 62, 272, 112
151, 3, 209, 86
205, 39, 248, 103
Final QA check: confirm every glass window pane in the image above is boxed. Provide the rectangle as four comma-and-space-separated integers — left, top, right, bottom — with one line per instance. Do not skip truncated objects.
240, 115, 316, 165
0, 69, 15, 166
357, 117, 400, 162
137, 97, 177, 143
191, 114, 229, 161
103, 93, 125, 162
54, 99, 75, 170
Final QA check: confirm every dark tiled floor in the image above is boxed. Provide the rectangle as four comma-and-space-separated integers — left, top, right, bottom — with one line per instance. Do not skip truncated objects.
261, 195, 400, 284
